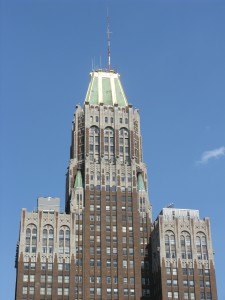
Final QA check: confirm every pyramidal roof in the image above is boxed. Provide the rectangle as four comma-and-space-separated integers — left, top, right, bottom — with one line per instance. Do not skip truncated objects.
85, 70, 128, 106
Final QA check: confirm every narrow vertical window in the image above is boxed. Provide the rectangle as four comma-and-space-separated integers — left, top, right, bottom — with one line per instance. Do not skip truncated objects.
89, 126, 100, 161
25, 224, 37, 253
196, 232, 208, 260
119, 128, 130, 163
104, 127, 115, 162
165, 231, 176, 259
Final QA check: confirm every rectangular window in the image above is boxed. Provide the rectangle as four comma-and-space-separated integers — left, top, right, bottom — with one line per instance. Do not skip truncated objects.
188, 268, 194, 275
123, 260, 127, 268
124, 288, 128, 296
114, 288, 118, 295
205, 281, 210, 287
40, 287, 45, 295
64, 275, 69, 283
172, 268, 177, 275
23, 275, 28, 282
113, 247, 117, 254
123, 247, 127, 255
113, 260, 118, 267
167, 279, 171, 286
22, 287, 28, 294
189, 280, 194, 286
57, 288, 62, 295
97, 259, 101, 267
47, 287, 52, 295
23, 262, 29, 269
58, 263, 63, 271
174, 292, 179, 299
129, 260, 134, 268
30, 262, 35, 269
173, 279, 178, 286
205, 269, 210, 275
97, 288, 101, 295
90, 259, 94, 267
29, 286, 34, 295
198, 269, 203, 275
63, 288, 69, 295
130, 277, 135, 284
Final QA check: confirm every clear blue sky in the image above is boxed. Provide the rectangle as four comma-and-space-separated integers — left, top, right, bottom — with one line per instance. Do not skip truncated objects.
1, 1, 224, 299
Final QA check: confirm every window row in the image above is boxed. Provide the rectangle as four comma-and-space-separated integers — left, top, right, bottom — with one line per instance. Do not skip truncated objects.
25, 225, 70, 254
24, 262, 52, 270
89, 287, 135, 296
165, 231, 208, 260
89, 115, 129, 124
89, 184, 132, 192
90, 195, 133, 203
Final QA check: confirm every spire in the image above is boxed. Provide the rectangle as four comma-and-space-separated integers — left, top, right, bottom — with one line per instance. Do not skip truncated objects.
74, 170, 83, 190
137, 173, 146, 191
107, 11, 111, 71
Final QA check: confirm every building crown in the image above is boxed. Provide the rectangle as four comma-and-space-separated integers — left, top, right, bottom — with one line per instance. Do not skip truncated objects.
85, 69, 128, 106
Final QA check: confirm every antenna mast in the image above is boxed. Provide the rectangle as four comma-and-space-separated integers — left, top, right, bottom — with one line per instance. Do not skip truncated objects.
107, 13, 111, 72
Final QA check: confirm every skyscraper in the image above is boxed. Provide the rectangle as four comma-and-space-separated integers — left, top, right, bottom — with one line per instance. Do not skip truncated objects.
15, 69, 152, 300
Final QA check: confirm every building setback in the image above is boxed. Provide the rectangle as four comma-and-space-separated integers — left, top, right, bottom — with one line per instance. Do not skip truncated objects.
150, 208, 217, 300
15, 69, 217, 300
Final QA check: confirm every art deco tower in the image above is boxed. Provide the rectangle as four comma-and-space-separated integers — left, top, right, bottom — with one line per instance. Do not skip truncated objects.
15, 69, 152, 300
65, 69, 152, 299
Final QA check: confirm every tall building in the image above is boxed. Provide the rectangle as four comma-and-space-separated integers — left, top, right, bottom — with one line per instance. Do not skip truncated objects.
15, 69, 152, 300
150, 208, 217, 300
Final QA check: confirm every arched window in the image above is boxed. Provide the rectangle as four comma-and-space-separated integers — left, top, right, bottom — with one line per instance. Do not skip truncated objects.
165, 231, 176, 259
104, 127, 115, 162
180, 232, 192, 259
196, 232, 208, 260
42, 225, 54, 254
25, 224, 37, 253
89, 126, 100, 161
119, 128, 130, 163
59, 226, 70, 254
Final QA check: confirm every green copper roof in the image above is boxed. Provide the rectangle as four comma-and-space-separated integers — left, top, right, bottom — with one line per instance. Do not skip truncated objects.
137, 173, 145, 191
85, 70, 128, 106
74, 170, 83, 189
